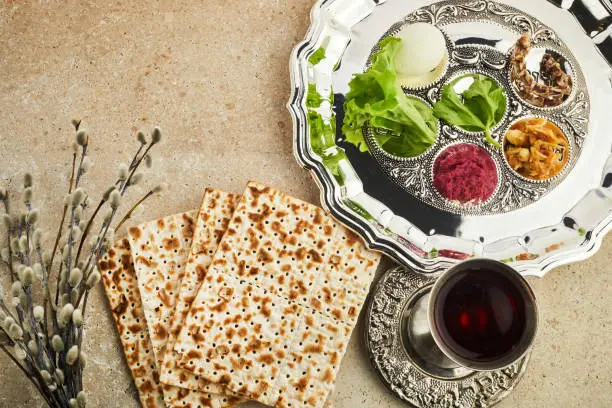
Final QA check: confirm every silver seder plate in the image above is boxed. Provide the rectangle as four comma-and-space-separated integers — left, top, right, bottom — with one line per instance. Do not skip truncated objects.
288, 0, 612, 276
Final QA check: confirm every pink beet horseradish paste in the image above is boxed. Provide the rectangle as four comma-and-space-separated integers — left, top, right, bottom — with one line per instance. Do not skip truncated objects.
433, 144, 498, 204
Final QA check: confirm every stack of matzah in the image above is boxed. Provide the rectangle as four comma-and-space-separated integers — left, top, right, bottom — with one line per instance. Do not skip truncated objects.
100, 182, 380, 408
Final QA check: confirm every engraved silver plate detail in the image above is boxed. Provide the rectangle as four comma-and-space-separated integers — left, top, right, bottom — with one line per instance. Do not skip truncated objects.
288, 0, 612, 275
365, 7, 590, 216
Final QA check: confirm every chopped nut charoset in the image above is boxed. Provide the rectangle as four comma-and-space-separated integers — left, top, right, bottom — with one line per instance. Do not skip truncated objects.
504, 118, 569, 180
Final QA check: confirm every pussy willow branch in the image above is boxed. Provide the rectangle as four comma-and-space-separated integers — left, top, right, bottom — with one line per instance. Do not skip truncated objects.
52, 150, 76, 308
1, 199, 17, 282
63, 143, 87, 294
0, 314, 62, 408
115, 190, 154, 231
0, 124, 161, 407
73, 198, 105, 268
121, 142, 154, 195
0, 344, 55, 408
36, 246, 53, 347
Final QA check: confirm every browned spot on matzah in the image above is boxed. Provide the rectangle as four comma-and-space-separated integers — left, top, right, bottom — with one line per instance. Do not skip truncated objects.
186, 349, 202, 359
128, 226, 142, 240
135, 255, 157, 268
163, 237, 180, 250
258, 353, 275, 364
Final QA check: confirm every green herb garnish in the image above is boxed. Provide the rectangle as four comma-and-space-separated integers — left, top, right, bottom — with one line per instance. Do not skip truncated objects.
308, 110, 335, 153
433, 74, 506, 148
345, 200, 375, 221
306, 83, 323, 108
308, 47, 326, 66
342, 37, 438, 157
306, 87, 345, 185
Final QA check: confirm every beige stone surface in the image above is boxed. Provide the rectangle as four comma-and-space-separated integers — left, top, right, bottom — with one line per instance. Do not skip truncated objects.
0, 1, 610, 407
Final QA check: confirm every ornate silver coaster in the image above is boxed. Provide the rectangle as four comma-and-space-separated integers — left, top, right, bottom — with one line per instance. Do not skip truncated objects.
365, 266, 529, 407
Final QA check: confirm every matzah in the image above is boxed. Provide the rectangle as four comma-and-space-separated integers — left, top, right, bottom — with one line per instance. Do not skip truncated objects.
100, 238, 242, 408
127, 210, 242, 407
160, 189, 241, 392
175, 182, 381, 408
128, 211, 197, 365
100, 238, 166, 408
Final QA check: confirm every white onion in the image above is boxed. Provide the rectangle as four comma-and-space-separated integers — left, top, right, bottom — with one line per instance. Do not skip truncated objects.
394, 23, 446, 77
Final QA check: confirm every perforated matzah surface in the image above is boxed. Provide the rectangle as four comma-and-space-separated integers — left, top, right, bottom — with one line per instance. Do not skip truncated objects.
100, 238, 242, 408
128, 211, 197, 366
127, 209, 246, 407
160, 189, 242, 393
100, 238, 167, 408
175, 182, 381, 408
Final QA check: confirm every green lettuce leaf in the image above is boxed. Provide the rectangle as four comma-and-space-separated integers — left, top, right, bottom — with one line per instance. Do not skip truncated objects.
308, 110, 335, 154
342, 37, 438, 157
308, 47, 326, 66
433, 74, 506, 148
308, 109, 345, 184
306, 84, 323, 108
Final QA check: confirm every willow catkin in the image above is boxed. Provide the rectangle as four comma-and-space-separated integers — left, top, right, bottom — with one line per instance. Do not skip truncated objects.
40, 370, 52, 384
80, 157, 93, 173
3, 316, 15, 328
33, 263, 43, 281
16, 265, 25, 282
66, 346, 79, 365
10, 237, 19, 253
117, 164, 128, 182
109, 190, 121, 210
85, 270, 100, 288
102, 186, 116, 201
8, 323, 23, 340
76, 391, 86, 408
60, 303, 74, 327
51, 335, 64, 352
26, 209, 39, 225
23, 173, 33, 188
152, 127, 162, 143
0, 247, 9, 263
68, 268, 83, 287
14, 345, 26, 360
71, 189, 85, 208
55, 368, 64, 385
33, 305, 44, 322
76, 130, 88, 146
32, 229, 42, 247
11, 281, 22, 297
21, 267, 34, 286
137, 131, 147, 145
18, 236, 28, 253
24, 188, 33, 206
128, 173, 143, 186
27, 339, 38, 354
79, 351, 87, 369
72, 309, 83, 327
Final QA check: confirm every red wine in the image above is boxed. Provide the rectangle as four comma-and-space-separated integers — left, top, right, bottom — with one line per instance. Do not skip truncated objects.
432, 266, 529, 363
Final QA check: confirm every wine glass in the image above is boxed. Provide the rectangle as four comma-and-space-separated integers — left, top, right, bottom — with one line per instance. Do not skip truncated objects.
405, 258, 538, 376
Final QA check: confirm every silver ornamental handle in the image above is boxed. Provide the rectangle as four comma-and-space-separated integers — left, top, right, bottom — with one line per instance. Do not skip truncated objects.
547, 0, 612, 69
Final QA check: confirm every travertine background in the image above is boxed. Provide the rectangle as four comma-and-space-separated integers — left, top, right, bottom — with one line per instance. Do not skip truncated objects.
0, 1, 610, 407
